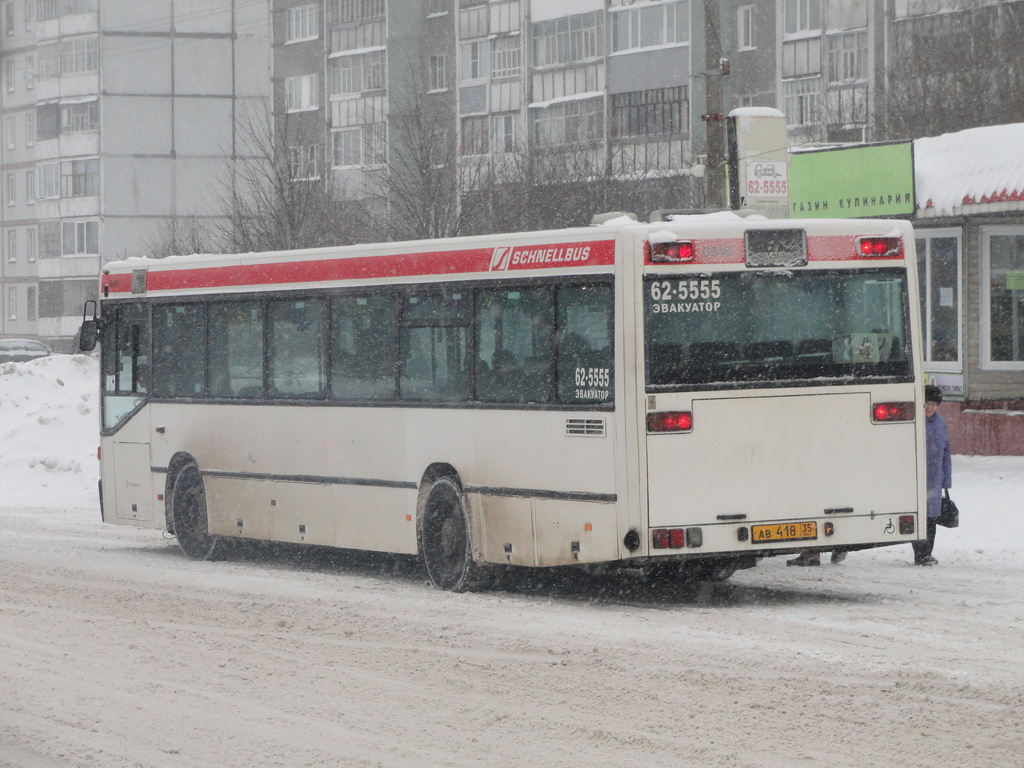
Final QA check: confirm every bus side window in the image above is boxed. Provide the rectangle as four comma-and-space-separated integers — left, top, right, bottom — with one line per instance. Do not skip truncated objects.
474, 286, 553, 403
399, 291, 470, 402
209, 301, 264, 399
268, 299, 327, 399
153, 303, 207, 398
556, 284, 614, 404
331, 294, 397, 400
115, 303, 149, 395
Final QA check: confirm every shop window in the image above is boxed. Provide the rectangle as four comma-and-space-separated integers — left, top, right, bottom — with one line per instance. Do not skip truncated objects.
982, 226, 1024, 369
915, 229, 961, 369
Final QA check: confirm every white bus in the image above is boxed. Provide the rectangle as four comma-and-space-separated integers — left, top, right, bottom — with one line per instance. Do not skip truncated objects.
80, 214, 926, 590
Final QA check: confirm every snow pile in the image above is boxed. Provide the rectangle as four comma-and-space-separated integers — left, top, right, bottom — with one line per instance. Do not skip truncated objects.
914, 122, 1024, 215
0, 354, 100, 508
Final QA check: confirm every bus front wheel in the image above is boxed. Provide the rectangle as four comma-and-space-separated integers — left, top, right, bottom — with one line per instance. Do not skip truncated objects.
421, 477, 492, 592
171, 464, 220, 561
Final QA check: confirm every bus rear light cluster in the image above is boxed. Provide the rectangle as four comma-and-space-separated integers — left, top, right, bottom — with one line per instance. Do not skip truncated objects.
650, 241, 695, 263
899, 516, 916, 535
872, 401, 915, 423
857, 236, 902, 258
652, 528, 686, 549
647, 411, 693, 433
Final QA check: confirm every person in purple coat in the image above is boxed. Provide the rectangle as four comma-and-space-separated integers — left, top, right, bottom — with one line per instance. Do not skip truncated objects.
913, 385, 952, 566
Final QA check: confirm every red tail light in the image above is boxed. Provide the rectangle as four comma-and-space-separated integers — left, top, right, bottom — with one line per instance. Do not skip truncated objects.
652, 528, 686, 549
899, 516, 915, 534
857, 236, 901, 258
647, 411, 693, 432
650, 241, 694, 263
872, 401, 915, 422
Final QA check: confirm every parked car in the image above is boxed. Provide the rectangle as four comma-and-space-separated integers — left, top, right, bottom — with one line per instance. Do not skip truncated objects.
0, 338, 55, 364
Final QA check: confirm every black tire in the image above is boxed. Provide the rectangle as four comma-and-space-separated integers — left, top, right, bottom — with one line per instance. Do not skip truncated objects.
421, 477, 492, 592
170, 464, 220, 561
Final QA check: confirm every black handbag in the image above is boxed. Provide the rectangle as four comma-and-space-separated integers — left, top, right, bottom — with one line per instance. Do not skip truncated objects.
937, 489, 959, 528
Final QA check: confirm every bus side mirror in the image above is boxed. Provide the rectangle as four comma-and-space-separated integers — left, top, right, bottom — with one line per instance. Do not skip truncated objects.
79, 300, 101, 352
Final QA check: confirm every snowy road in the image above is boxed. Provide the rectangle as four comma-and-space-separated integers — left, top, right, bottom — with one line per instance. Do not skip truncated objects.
1, 458, 1022, 768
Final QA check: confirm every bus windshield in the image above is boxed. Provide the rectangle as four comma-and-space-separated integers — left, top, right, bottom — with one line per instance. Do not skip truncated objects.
644, 268, 912, 390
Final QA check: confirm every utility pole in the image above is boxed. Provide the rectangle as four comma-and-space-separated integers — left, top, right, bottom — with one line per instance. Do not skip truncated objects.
701, 0, 729, 210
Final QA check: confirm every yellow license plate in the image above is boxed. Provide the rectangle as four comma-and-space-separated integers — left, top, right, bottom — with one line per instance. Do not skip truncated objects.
751, 521, 818, 544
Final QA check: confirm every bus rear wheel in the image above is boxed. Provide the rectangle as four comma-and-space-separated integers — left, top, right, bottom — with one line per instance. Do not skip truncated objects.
171, 463, 220, 561
421, 477, 492, 592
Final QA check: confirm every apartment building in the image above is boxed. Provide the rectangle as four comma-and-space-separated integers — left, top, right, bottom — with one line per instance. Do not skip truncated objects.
0, 0, 270, 350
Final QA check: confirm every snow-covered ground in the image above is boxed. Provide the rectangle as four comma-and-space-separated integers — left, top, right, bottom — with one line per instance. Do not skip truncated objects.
1, 355, 1022, 767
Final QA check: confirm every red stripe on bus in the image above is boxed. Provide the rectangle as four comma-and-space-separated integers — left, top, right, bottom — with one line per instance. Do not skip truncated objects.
103, 240, 618, 294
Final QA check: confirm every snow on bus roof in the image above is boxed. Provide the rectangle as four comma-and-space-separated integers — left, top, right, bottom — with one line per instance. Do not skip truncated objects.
914, 122, 1024, 216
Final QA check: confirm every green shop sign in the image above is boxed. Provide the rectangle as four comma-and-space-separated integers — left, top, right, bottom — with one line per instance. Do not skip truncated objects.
788, 142, 915, 219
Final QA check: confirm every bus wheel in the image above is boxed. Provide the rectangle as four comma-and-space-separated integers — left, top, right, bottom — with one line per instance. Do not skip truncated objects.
171, 464, 220, 561
422, 477, 492, 592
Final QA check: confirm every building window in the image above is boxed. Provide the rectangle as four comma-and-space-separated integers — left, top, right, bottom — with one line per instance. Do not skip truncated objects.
827, 31, 867, 82
60, 36, 99, 74
610, 2, 688, 53
26, 226, 35, 262
23, 0, 30, 30
784, 76, 821, 126
427, 0, 446, 14
610, 86, 688, 138
532, 97, 604, 147
916, 229, 961, 369
5, 3, 13, 35
491, 36, 521, 79
461, 115, 488, 155
62, 219, 98, 255
37, 42, 59, 79
6, 230, 15, 261
37, 0, 96, 20
27, 286, 36, 321
285, 74, 320, 112
461, 39, 489, 81
328, 51, 384, 96
39, 220, 60, 258
331, 127, 361, 167
36, 102, 58, 140
37, 162, 58, 199
5, 58, 14, 92
25, 170, 34, 203
287, 4, 318, 43
60, 158, 98, 197
7, 287, 15, 320
25, 112, 33, 146
738, 5, 755, 50
61, 99, 98, 132
6, 172, 14, 205
5, 116, 13, 148
491, 113, 518, 154
533, 11, 603, 66
364, 122, 386, 165
333, 123, 386, 167
288, 145, 318, 180
429, 54, 446, 91
24, 53, 33, 89
982, 226, 1024, 369
785, 0, 821, 34
327, 0, 385, 25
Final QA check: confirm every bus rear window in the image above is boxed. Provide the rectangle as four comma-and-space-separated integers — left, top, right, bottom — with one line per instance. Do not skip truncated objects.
644, 269, 912, 390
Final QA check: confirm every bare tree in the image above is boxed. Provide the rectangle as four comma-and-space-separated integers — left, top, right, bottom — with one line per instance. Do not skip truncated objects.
214, 105, 366, 253
140, 211, 219, 259
879, 2, 1024, 140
